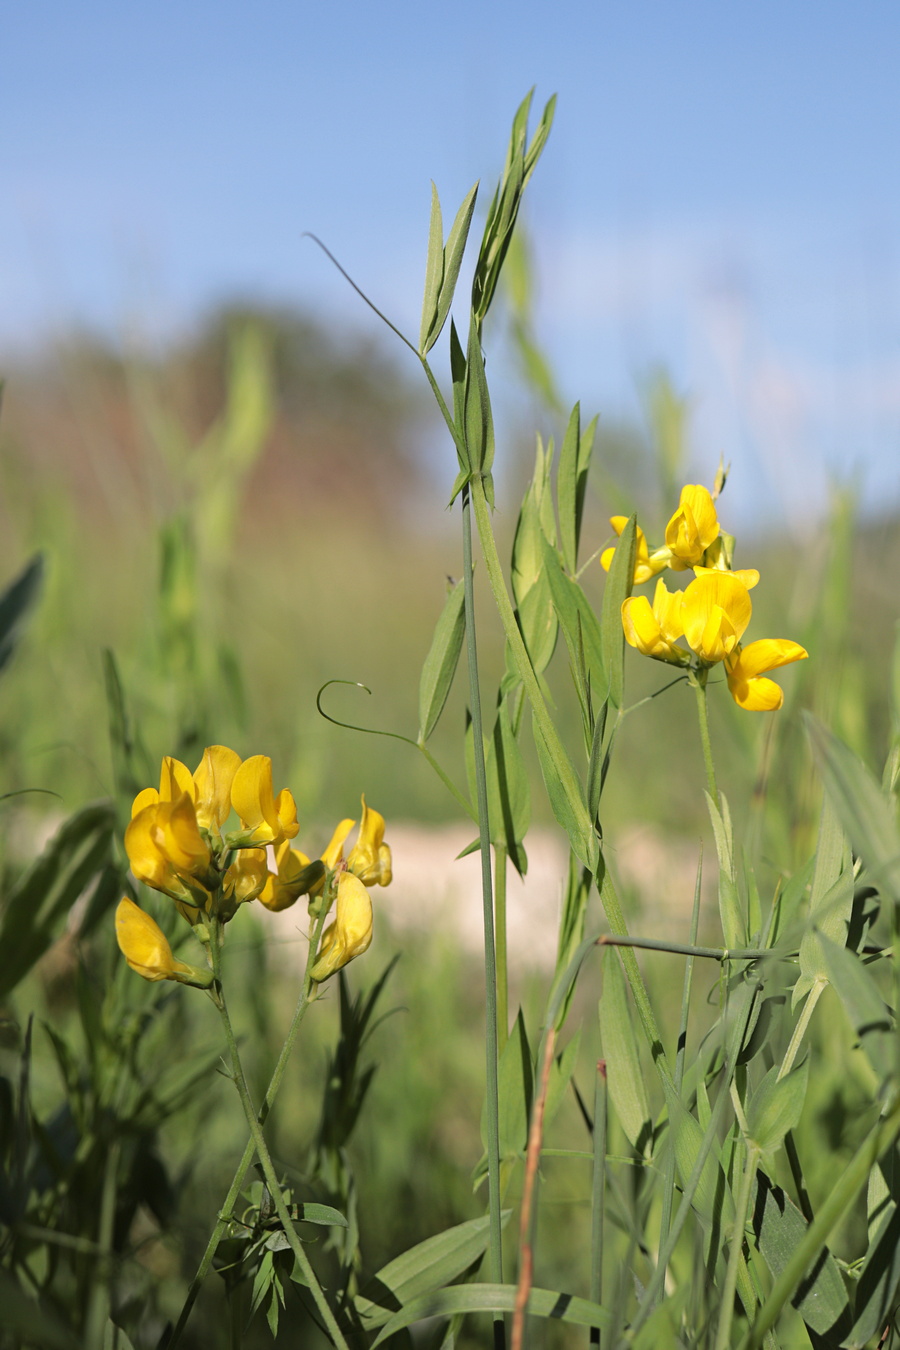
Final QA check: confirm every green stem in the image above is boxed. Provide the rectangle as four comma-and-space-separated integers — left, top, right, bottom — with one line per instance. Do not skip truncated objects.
83, 1138, 121, 1350
469, 473, 673, 1092
462, 484, 505, 1327
691, 670, 719, 810
495, 845, 509, 1052
779, 980, 824, 1081
590, 1061, 607, 1348
715, 1145, 761, 1350
209, 919, 350, 1350
165, 901, 331, 1349
656, 854, 702, 1302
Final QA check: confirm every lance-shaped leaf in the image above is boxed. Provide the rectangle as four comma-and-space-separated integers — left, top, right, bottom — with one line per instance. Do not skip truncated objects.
0, 553, 44, 676
795, 794, 853, 1005
745, 1060, 809, 1156
484, 700, 530, 877
419, 182, 479, 355
541, 534, 605, 725
509, 438, 558, 677
532, 711, 595, 869
371, 1283, 607, 1348
418, 579, 466, 742
355, 1213, 510, 1329
471, 90, 556, 326
819, 934, 894, 1086
557, 404, 597, 574
806, 714, 900, 904
706, 791, 745, 950
850, 1149, 900, 1347
463, 317, 494, 480
0, 802, 117, 999
752, 1169, 853, 1341
600, 949, 652, 1156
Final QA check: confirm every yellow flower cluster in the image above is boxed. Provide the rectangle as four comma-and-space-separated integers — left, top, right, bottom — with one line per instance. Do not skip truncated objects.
603, 484, 808, 711
116, 744, 391, 988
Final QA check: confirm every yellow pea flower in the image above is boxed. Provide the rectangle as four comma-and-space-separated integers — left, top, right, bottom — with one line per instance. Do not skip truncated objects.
223, 847, 270, 907
125, 801, 212, 910
665, 485, 720, 569
346, 797, 393, 887
258, 838, 315, 912
321, 818, 356, 870
230, 755, 300, 845
193, 745, 242, 830
621, 580, 691, 666
310, 873, 374, 983
725, 639, 808, 711
680, 571, 752, 665
601, 518, 669, 585
115, 897, 212, 988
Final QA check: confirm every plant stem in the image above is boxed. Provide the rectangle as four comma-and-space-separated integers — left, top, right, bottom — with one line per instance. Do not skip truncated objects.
209, 919, 351, 1350
470, 473, 673, 1092
511, 1029, 557, 1350
590, 1061, 607, 1347
495, 844, 509, 1051
715, 1144, 761, 1350
690, 670, 719, 810
462, 483, 505, 1337
166, 902, 331, 1349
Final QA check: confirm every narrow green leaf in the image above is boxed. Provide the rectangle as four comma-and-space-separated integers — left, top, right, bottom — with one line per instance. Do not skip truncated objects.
752, 1169, 852, 1340
599, 515, 635, 710
706, 791, 745, 949
806, 714, 900, 904
426, 182, 478, 353
663, 1086, 734, 1234
796, 796, 853, 1003
464, 318, 494, 478
819, 935, 894, 1085
355, 1213, 507, 1329
0, 803, 116, 999
418, 579, 466, 742
295, 1202, 348, 1228
371, 1282, 608, 1348
850, 1195, 900, 1347
484, 700, 530, 876
419, 181, 445, 353
541, 534, 605, 715
0, 553, 44, 676
557, 403, 582, 574
746, 1060, 809, 1156
599, 949, 652, 1156
531, 711, 594, 869
492, 1010, 534, 1160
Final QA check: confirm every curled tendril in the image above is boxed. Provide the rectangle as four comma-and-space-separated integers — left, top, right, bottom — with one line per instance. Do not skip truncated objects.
315, 680, 419, 749
301, 234, 417, 357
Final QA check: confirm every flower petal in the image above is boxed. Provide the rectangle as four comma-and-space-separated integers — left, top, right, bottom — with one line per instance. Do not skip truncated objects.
727, 673, 785, 712
231, 755, 281, 842
730, 639, 808, 681
665, 485, 719, 565
682, 572, 752, 662
193, 745, 242, 829
116, 897, 187, 981
310, 874, 373, 982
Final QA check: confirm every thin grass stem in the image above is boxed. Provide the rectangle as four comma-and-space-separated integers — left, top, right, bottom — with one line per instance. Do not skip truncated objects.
462, 483, 505, 1342
208, 919, 351, 1350
511, 1028, 557, 1350
590, 1061, 607, 1348
690, 670, 720, 810
495, 844, 509, 1051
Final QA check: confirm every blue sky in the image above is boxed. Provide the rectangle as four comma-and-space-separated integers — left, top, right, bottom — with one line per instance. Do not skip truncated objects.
4, 1, 900, 521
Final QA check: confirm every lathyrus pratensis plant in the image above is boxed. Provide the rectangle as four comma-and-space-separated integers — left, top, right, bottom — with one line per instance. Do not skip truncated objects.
305, 90, 900, 1350
116, 743, 391, 1347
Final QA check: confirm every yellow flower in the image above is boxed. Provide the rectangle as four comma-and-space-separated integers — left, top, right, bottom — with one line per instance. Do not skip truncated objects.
665, 485, 720, 569
346, 797, 393, 887
224, 847, 270, 907
621, 580, 691, 666
192, 745, 242, 831
601, 517, 669, 585
115, 897, 212, 987
320, 818, 356, 870
310, 873, 374, 983
680, 571, 752, 665
725, 640, 808, 711
230, 755, 300, 846
258, 838, 315, 912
